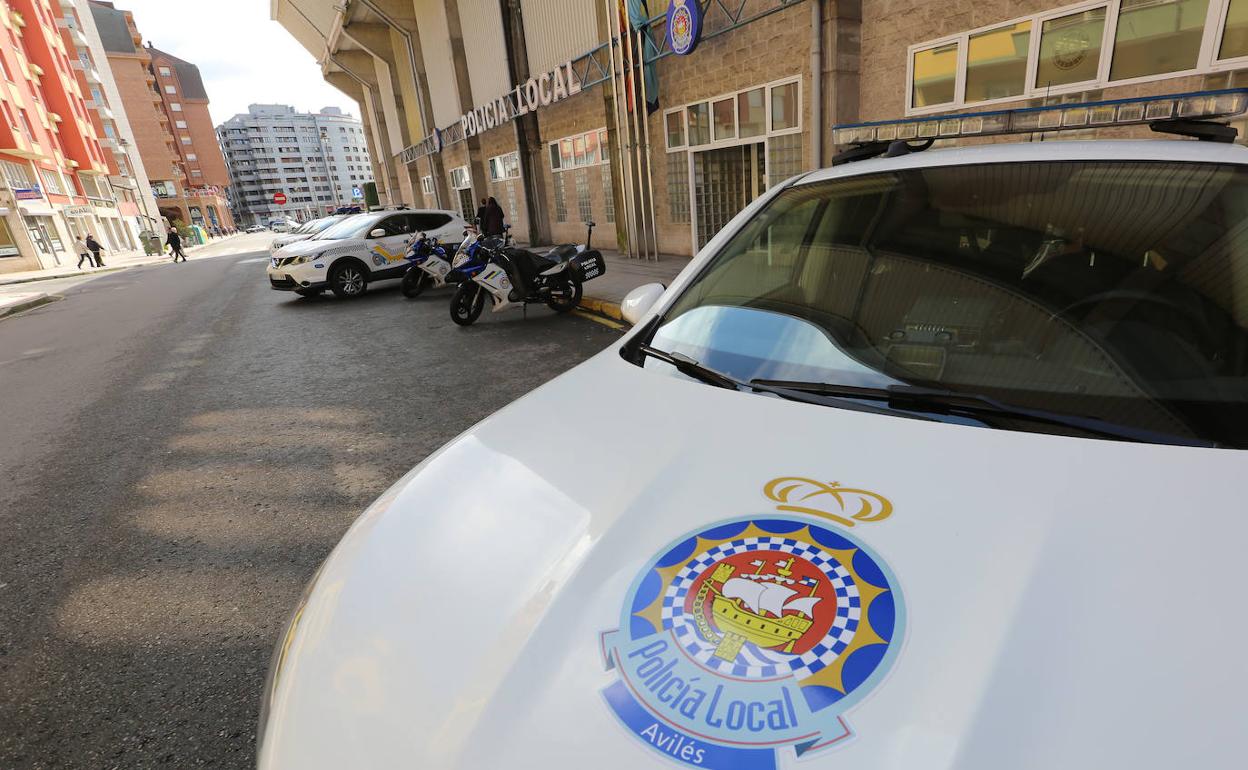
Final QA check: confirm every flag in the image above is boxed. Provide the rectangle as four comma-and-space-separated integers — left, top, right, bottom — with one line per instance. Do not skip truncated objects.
620, 0, 660, 114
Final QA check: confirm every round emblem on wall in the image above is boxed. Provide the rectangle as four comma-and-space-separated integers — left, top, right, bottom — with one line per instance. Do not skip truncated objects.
601, 516, 903, 768
1051, 31, 1090, 71
667, 0, 703, 57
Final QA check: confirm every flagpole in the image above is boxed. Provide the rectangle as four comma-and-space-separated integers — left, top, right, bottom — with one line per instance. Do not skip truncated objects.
604, 0, 637, 259
622, 10, 648, 259
637, 25, 659, 262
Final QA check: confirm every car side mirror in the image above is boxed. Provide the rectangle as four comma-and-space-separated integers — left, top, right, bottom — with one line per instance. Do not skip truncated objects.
621, 282, 665, 326
369, 228, 386, 238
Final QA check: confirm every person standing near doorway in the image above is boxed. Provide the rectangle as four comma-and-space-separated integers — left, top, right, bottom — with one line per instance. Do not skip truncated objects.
167, 228, 187, 262
483, 196, 506, 237
85, 234, 104, 267
74, 235, 92, 269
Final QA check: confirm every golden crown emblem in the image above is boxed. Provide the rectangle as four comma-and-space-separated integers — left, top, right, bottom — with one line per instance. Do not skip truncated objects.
764, 477, 893, 527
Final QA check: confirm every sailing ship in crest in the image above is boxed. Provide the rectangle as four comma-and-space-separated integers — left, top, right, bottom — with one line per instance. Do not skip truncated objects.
696, 558, 823, 661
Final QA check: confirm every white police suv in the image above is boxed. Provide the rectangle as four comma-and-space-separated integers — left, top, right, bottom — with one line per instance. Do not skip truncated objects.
266, 209, 465, 298
258, 90, 1248, 769
268, 215, 350, 255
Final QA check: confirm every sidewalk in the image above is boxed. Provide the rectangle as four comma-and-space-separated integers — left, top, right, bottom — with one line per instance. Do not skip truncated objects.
0, 234, 246, 287
579, 247, 690, 323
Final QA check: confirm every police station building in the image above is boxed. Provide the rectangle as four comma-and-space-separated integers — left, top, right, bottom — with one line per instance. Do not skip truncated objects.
275, 0, 1248, 257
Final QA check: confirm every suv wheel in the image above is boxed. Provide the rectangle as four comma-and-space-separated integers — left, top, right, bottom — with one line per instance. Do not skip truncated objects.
330, 262, 366, 298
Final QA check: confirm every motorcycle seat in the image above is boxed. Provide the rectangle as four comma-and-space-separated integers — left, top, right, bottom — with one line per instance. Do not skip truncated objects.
544, 243, 579, 263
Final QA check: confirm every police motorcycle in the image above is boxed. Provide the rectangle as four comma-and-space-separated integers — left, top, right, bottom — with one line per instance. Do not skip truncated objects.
399, 232, 456, 299
448, 221, 606, 327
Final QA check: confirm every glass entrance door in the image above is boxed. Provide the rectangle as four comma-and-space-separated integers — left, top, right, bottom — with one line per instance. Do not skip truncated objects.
693, 142, 766, 249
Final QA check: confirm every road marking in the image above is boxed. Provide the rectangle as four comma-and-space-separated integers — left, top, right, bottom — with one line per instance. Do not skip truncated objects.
573, 309, 626, 330
236, 257, 272, 264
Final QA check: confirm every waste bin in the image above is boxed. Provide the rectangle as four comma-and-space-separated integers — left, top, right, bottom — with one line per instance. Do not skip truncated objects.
140, 232, 162, 256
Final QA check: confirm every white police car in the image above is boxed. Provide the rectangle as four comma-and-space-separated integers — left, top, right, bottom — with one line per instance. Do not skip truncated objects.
269, 215, 351, 255
257, 90, 1248, 769
266, 209, 465, 298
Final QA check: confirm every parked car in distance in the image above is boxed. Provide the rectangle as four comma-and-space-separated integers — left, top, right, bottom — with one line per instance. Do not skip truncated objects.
245, 224, 267, 233
267, 209, 466, 298
270, 215, 351, 255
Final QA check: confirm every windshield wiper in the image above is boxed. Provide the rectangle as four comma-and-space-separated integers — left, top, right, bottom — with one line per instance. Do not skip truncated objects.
750, 379, 1218, 447
637, 346, 918, 418
637, 345, 738, 389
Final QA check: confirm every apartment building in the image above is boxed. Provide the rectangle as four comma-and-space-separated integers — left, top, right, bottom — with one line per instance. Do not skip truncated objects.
216, 104, 372, 226
1, 0, 114, 271
90, 1, 232, 233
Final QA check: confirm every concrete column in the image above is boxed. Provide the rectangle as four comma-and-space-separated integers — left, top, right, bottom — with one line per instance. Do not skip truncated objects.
826, 0, 861, 145
499, 0, 551, 246
326, 69, 394, 205
342, 24, 418, 206
441, 0, 489, 205
334, 50, 402, 205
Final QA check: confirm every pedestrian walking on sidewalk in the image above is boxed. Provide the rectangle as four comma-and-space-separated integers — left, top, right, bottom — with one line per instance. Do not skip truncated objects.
167, 228, 187, 263
85, 235, 104, 267
74, 236, 92, 269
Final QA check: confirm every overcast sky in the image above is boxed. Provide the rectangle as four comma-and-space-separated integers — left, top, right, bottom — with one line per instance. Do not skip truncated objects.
114, 0, 356, 127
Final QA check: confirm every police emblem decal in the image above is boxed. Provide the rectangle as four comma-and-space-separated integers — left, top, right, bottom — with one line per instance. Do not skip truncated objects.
667, 0, 702, 57
600, 490, 903, 769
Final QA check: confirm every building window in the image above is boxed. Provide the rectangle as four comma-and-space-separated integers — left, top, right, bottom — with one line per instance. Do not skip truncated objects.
191, 170, 202, 177
575, 169, 591, 223
488, 151, 520, 181
601, 162, 614, 223
186, 153, 197, 161
966, 21, 1031, 102
1, 160, 34, 191
164, 85, 176, 94
159, 66, 171, 76
737, 88, 765, 138
1110, 0, 1208, 81
912, 42, 959, 108
421, 175, 433, 195
181, 136, 192, 145
1036, 8, 1107, 89
553, 171, 567, 223
175, 120, 187, 129
666, 151, 689, 223
550, 129, 605, 172
1220, 0, 1248, 59
38, 167, 64, 195
687, 102, 710, 145
665, 110, 685, 148
712, 97, 736, 141
767, 133, 803, 189
171, 103, 182, 112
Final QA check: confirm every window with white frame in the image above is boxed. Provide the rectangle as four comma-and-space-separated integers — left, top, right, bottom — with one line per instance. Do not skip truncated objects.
489, 151, 521, 181
164, 85, 176, 94
449, 165, 471, 190
549, 128, 608, 172
38, 166, 64, 195
0, 160, 34, 190
171, 103, 182, 112
421, 175, 433, 195
158, 66, 171, 77
663, 78, 803, 152
908, 0, 1248, 115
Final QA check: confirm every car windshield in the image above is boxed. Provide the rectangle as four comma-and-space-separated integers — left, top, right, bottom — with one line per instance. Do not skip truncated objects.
647, 159, 1248, 448
314, 214, 381, 241
294, 219, 323, 234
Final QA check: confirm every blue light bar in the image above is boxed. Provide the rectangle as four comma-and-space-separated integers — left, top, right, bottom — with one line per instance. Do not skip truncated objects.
832, 88, 1248, 146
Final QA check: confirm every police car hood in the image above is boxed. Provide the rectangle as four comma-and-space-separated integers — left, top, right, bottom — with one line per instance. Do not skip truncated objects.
271, 233, 313, 250
259, 349, 1245, 770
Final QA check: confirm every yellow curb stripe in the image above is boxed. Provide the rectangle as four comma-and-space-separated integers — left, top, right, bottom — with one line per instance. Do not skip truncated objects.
573, 309, 626, 330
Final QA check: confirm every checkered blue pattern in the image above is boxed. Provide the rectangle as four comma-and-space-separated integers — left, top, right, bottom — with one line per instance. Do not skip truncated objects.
660, 537, 860, 681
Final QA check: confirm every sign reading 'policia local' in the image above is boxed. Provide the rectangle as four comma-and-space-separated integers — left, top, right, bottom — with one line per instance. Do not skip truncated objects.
459, 60, 582, 139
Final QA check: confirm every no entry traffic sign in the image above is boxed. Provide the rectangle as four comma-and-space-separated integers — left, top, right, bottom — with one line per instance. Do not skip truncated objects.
273, 192, 287, 205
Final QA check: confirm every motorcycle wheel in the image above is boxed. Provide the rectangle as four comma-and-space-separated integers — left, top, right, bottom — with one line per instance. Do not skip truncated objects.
401, 268, 427, 299
450, 283, 485, 326
546, 277, 582, 314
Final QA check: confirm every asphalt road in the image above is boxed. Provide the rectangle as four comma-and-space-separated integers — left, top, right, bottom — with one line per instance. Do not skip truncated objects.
0, 239, 620, 768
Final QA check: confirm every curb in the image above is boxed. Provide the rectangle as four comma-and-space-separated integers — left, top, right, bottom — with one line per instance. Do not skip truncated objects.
0, 237, 243, 287
0, 293, 58, 320
0, 264, 132, 287
578, 296, 626, 324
